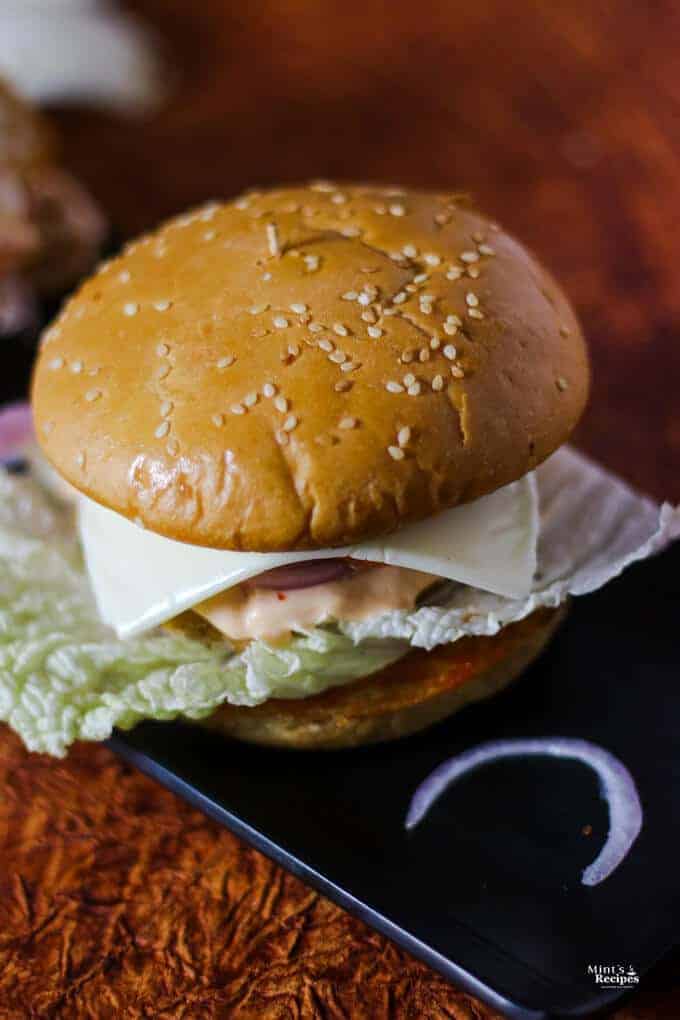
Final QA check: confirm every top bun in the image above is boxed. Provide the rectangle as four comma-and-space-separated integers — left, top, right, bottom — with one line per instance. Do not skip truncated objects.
32, 184, 589, 551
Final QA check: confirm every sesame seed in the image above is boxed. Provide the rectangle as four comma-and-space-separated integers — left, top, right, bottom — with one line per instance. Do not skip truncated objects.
467, 267, 480, 279
446, 266, 463, 280
203, 230, 216, 241
250, 303, 269, 315
478, 244, 496, 256
401, 349, 414, 363
424, 253, 441, 266
235, 197, 250, 210
70, 360, 83, 374
157, 343, 170, 356
373, 203, 387, 215
304, 254, 320, 272
419, 301, 433, 315
389, 203, 406, 217
318, 338, 334, 352
341, 226, 361, 237
419, 348, 430, 362
275, 429, 289, 445
329, 350, 347, 364
290, 302, 308, 314
266, 222, 280, 257
460, 251, 479, 263
118, 270, 131, 283
123, 302, 139, 317
273, 315, 289, 329
153, 300, 172, 312
397, 426, 411, 447
261, 271, 272, 281
386, 380, 404, 393
468, 308, 484, 319
231, 403, 246, 415
388, 445, 405, 460
335, 379, 352, 392
466, 292, 479, 307
155, 421, 170, 438
160, 400, 173, 417
244, 391, 258, 407
432, 374, 444, 391
434, 210, 452, 226
282, 414, 298, 432
340, 360, 360, 373
413, 273, 429, 285
556, 376, 569, 391
403, 372, 416, 386
367, 326, 382, 339
392, 293, 407, 307
262, 382, 277, 398
339, 416, 357, 429
405, 284, 417, 294
217, 354, 234, 368
407, 382, 421, 396
443, 344, 457, 360
212, 413, 225, 427
274, 395, 289, 413
166, 439, 179, 455
76, 452, 86, 468
308, 322, 323, 334
331, 192, 347, 204
430, 336, 441, 350
361, 308, 378, 323
342, 291, 359, 301
311, 180, 335, 192
450, 364, 465, 378
402, 244, 418, 258
85, 388, 101, 402
49, 356, 64, 370
333, 323, 349, 337
287, 343, 300, 358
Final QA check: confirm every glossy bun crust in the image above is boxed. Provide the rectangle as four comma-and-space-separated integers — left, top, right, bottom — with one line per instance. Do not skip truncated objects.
201, 608, 565, 749
32, 184, 589, 550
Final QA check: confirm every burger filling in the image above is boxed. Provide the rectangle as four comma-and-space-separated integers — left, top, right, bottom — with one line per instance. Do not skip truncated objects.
193, 562, 438, 644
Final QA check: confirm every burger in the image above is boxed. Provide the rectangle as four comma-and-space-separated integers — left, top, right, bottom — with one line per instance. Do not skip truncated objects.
30, 184, 589, 750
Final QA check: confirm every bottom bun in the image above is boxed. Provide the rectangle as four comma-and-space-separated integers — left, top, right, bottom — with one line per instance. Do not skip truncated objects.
201, 606, 567, 750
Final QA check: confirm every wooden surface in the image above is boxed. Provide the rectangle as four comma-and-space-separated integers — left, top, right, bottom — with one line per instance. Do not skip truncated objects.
2, 1, 678, 1016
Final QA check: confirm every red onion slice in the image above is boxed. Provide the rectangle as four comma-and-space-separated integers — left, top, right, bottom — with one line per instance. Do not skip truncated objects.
0, 401, 34, 463
405, 738, 643, 887
243, 558, 354, 591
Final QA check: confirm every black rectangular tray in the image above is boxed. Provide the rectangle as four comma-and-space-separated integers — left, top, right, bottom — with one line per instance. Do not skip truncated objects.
110, 542, 680, 1018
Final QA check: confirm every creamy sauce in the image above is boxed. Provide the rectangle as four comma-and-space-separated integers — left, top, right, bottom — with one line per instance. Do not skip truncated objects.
194, 565, 437, 642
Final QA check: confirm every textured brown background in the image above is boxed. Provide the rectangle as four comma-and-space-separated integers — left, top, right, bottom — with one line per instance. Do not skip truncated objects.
1, 0, 679, 1016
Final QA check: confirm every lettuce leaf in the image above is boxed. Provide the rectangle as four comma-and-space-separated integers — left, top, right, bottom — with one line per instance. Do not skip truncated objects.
0, 470, 407, 756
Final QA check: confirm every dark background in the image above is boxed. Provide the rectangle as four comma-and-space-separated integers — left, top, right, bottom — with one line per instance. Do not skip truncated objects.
1, 2, 678, 1017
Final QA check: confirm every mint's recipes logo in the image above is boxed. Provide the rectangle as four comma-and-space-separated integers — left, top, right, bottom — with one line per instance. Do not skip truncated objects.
587, 963, 640, 987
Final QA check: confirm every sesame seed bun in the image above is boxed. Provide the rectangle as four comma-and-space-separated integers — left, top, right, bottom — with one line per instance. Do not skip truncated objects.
200, 607, 566, 749
31, 184, 589, 551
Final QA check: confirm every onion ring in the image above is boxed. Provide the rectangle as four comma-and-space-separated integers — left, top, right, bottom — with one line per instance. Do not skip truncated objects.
405, 737, 643, 887
243, 558, 354, 591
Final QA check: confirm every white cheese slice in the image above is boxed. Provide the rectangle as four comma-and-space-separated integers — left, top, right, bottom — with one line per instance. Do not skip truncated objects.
78, 473, 538, 639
